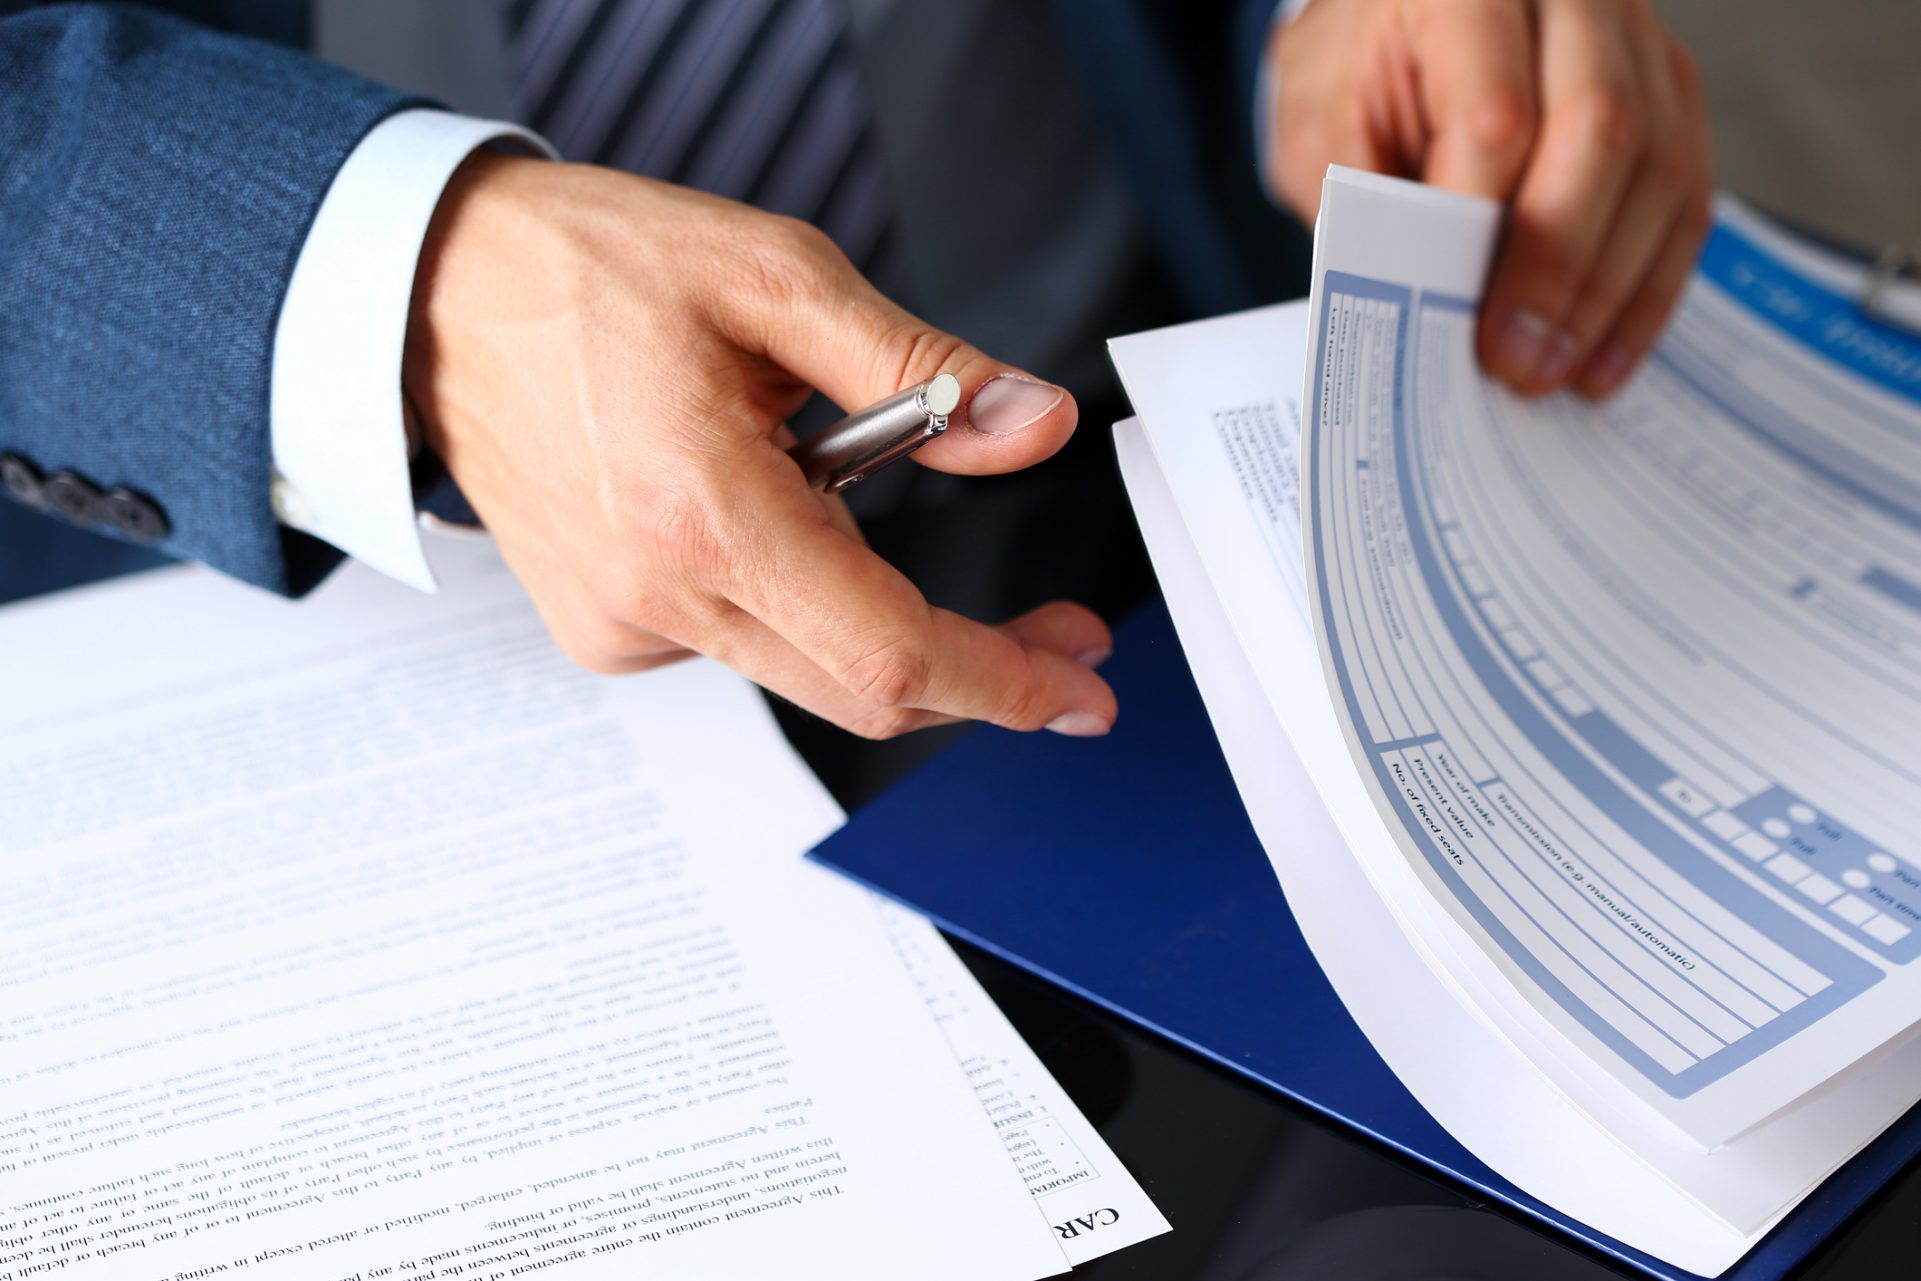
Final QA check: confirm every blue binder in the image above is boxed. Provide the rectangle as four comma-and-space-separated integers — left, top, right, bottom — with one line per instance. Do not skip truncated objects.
808, 601, 1921, 1281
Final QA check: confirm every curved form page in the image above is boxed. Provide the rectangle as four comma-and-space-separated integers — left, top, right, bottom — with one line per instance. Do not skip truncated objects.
1108, 192, 1921, 1271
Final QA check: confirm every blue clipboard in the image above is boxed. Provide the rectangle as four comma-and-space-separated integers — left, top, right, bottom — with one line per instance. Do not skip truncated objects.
807, 600, 1921, 1281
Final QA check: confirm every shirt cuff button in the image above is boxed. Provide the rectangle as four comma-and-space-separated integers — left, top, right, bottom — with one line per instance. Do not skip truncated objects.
102, 487, 170, 543
42, 471, 103, 525
0, 453, 47, 509
271, 475, 314, 531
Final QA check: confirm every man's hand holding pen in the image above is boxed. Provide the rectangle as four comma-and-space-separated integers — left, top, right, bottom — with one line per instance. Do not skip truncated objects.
402, 156, 1118, 741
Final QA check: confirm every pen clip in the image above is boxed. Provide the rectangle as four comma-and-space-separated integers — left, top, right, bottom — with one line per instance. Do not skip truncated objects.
789, 374, 962, 492
822, 413, 949, 494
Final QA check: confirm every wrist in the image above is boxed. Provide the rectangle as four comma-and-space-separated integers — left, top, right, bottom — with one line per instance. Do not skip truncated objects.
403, 152, 549, 461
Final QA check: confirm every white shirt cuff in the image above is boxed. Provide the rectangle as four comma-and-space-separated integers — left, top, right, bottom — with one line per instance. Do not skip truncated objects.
1255, 0, 1315, 203
269, 109, 557, 593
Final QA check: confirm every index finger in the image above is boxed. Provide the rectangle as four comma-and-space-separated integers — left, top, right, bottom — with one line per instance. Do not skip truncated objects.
1415, 0, 1540, 200
714, 449, 1117, 735
1477, 0, 1650, 393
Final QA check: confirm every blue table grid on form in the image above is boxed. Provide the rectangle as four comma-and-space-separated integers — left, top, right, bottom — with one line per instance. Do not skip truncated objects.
1305, 248, 1921, 1099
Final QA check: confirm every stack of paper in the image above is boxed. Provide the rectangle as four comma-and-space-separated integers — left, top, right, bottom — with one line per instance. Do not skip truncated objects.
0, 540, 1166, 1280
1111, 167, 1921, 1276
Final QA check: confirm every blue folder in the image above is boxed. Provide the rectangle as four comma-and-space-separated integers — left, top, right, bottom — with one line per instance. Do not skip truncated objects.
808, 600, 1921, 1281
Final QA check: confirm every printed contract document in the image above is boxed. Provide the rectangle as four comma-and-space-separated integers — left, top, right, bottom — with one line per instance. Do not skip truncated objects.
1110, 167, 1921, 1276
0, 541, 1165, 1280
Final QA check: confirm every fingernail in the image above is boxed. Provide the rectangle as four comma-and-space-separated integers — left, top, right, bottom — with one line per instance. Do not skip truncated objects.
1046, 711, 1111, 737
1537, 331, 1583, 388
1493, 310, 1553, 380
1582, 344, 1637, 398
1075, 646, 1112, 669
968, 374, 1064, 436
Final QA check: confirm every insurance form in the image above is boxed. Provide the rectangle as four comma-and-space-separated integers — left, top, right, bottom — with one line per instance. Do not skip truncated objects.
1111, 170, 1921, 1272
1300, 169, 1921, 1148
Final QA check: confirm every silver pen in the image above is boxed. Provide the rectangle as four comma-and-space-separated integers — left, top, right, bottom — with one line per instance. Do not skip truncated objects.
787, 374, 963, 494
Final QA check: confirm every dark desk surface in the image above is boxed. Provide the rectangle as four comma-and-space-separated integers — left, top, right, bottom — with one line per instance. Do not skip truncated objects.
958, 934, 1919, 1281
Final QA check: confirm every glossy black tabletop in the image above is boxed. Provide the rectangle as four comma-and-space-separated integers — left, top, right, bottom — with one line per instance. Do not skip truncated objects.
957, 935, 1919, 1281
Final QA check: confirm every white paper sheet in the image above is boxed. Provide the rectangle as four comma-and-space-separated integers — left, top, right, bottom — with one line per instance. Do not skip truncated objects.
873, 903, 1170, 1265
1298, 169, 1921, 1149
0, 543, 1091, 1281
1108, 276, 1921, 1270
1115, 412, 1741, 1275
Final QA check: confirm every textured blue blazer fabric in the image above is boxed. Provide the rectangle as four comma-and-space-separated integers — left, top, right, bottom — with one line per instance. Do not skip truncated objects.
0, 2, 420, 604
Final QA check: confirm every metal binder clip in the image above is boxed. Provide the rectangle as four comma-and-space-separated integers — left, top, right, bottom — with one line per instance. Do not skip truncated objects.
1859, 243, 1921, 337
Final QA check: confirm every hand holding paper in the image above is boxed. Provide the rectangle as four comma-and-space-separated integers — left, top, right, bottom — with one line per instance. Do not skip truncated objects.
1109, 166, 1921, 1276
1263, 0, 1712, 399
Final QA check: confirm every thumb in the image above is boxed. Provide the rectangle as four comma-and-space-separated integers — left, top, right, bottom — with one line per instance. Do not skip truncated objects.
762, 247, 1078, 476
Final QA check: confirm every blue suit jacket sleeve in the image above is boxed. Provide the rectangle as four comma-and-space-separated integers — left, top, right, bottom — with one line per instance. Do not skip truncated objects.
0, 3, 427, 596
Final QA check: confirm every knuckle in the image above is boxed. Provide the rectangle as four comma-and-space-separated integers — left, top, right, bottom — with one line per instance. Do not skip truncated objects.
1576, 86, 1645, 153
1462, 89, 1537, 160
773, 214, 842, 274
770, 211, 838, 258
582, 550, 702, 639
1645, 143, 1693, 192
843, 704, 919, 742
737, 214, 840, 303
650, 482, 716, 561
840, 636, 931, 711
628, 649, 693, 675
638, 476, 735, 590
992, 680, 1052, 734
874, 321, 969, 399
584, 556, 654, 627
553, 625, 634, 676
982, 644, 1062, 733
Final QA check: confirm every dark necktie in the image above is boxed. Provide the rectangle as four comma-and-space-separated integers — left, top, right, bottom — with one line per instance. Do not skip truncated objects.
505, 0, 904, 292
